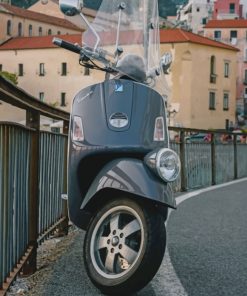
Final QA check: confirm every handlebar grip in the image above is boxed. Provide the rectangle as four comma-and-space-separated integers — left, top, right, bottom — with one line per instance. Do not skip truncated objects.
52, 37, 81, 54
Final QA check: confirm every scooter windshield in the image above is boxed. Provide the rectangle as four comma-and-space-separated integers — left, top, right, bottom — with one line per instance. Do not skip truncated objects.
66, 0, 169, 97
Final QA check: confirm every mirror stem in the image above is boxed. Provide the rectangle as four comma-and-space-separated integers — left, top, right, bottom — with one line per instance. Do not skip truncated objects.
79, 12, 100, 52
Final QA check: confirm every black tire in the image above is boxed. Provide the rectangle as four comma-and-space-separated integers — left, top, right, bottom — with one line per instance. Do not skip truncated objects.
83, 197, 166, 295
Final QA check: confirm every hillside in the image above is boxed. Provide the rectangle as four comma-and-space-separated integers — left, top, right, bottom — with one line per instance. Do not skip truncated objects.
12, 0, 188, 17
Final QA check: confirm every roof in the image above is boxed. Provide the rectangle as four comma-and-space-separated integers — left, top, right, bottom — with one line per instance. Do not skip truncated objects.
205, 19, 247, 29
0, 3, 82, 31
0, 29, 239, 52
0, 34, 82, 50
160, 29, 239, 51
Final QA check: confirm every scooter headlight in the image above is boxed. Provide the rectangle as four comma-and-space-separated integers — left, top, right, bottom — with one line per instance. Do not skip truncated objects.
145, 148, 180, 182
156, 149, 180, 182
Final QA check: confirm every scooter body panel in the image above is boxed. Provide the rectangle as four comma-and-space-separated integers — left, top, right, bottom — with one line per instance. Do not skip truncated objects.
80, 158, 176, 210
68, 79, 172, 229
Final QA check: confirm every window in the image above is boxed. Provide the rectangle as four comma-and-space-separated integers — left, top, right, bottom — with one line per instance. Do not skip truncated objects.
84, 67, 90, 76
214, 30, 221, 41
39, 92, 44, 102
229, 3, 235, 14
39, 27, 42, 36
61, 93, 66, 107
18, 64, 24, 76
224, 62, 229, 78
61, 63, 67, 76
245, 69, 247, 83
209, 92, 216, 110
29, 24, 32, 37
245, 49, 247, 61
39, 63, 45, 76
0, 64, 2, 72
230, 30, 237, 44
57, 31, 61, 35
18, 22, 22, 37
223, 93, 229, 110
48, 29, 52, 35
202, 18, 207, 25
196, 7, 200, 12
7, 20, 12, 35
210, 56, 216, 83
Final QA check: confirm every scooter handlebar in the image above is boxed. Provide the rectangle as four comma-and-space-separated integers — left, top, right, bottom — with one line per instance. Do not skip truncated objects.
52, 37, 82, 54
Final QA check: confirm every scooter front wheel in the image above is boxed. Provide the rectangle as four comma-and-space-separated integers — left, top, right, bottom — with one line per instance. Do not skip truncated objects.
83, 197, 166, 295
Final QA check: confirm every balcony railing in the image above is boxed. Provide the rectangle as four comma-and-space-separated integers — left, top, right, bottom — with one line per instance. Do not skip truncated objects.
210, 73, 217, 84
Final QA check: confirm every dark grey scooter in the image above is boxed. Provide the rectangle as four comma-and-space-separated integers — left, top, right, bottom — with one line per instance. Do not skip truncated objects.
54, 0, 180, 294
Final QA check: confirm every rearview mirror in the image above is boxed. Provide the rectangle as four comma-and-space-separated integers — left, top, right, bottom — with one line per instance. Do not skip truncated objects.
59, 0, 83, 16
161, 52, 172, 74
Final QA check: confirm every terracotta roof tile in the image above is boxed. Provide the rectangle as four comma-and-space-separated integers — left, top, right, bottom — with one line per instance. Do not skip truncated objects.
0, 3, 82, 31
0, 29, 239, 52
205, 19, 247, 28
0, 34, 82, 50
160, 29, 239, 51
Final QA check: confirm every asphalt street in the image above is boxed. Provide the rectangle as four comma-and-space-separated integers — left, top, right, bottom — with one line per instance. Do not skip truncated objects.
35, 179, 247, 296
168, 180, 247, 296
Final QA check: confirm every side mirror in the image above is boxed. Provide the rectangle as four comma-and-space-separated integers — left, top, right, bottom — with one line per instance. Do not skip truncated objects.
161, 52, 172, 74
59, 0, 83, 16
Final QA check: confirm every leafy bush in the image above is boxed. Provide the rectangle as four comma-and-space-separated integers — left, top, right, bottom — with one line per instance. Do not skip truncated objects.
0, 71, 18, 85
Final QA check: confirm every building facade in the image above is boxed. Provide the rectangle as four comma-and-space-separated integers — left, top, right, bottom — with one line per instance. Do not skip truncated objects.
0, 34, 104, 115
0, 3, 82, 44
213, 0, 242, 20
176, 0, 214, 34
160, 29, 238, 129
204, 19, 247, 126
0, 26, 238, 130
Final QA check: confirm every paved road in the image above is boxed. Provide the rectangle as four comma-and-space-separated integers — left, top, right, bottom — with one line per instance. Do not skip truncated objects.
168, 180, 247, 296
36, 179, 247, 296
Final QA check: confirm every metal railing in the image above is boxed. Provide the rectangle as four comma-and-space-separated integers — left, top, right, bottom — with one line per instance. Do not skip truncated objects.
169, 127, 247, 192
1, 75, 247, 294
0, 76, 69, 295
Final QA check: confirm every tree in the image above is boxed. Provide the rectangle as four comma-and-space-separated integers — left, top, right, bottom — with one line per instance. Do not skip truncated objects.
0, 71, 18, 85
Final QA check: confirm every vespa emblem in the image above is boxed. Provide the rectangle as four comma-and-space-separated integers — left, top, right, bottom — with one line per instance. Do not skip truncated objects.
115, 81, 123, 92
109, 112, 128, 128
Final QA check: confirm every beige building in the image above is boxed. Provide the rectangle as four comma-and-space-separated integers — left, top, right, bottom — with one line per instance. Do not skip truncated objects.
160, 29, 238, 129
0, 23, 239, 129
0, 34, 104, 117
0, 3, 82, 44
204, 19, 247, 127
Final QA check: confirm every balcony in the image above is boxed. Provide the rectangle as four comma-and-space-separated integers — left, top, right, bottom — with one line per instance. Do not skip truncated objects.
210, 73, 217, 84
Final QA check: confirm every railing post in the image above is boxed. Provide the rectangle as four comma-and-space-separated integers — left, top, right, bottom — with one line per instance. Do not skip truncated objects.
180, 131, 187, 191
22, 110, 40, 275
57, 120, 69, 236
211, 133, 216, 185
233, 134, 238, 179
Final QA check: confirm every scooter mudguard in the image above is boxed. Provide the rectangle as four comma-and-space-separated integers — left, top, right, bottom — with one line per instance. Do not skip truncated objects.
80, 158, 176, 210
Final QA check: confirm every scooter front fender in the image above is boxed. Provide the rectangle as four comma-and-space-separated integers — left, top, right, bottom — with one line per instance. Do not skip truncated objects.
80, 159, 176, 210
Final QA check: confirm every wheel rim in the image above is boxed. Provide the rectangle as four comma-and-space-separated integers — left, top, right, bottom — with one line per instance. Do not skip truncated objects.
90, 205, 144, 279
